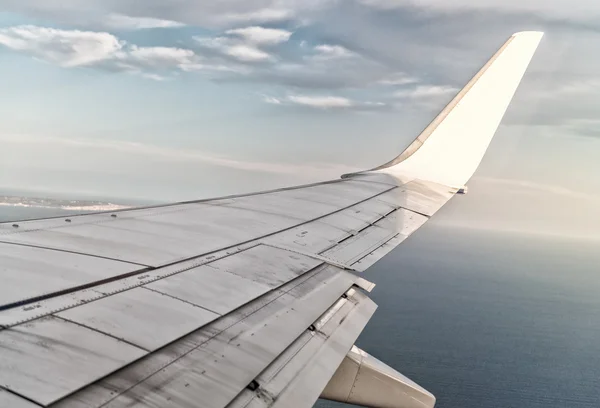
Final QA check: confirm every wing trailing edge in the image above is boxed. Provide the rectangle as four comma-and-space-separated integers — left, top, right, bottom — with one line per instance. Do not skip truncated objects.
344, 31, 544, 188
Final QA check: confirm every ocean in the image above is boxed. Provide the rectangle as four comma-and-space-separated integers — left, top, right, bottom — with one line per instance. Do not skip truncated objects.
1, 198, 599, 407
316, 224, 600, 408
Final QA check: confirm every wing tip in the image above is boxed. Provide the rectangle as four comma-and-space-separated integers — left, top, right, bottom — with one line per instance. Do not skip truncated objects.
342, 30, 544, 186
512, 31, 544, 40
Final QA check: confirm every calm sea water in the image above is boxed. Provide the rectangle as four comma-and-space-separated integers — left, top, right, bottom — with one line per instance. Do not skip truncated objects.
2, 203, 599, 407
317, 223, 600, 408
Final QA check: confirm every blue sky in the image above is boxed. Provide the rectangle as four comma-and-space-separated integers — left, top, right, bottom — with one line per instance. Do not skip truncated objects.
0, 0, 599, 238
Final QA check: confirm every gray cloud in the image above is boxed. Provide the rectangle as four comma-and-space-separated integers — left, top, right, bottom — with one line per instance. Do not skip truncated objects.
0, 25, 123, 67
263, 94, 387, 110
194, 26, 293, 63
2, 0, 600, 206
393, 85, 457, 99
2, 0, 600, 129
0, 0, 330, 29
103, 14, 185, 30
0, 25, 204, 79
226, 26, 293, 45
358, 0, 600, 21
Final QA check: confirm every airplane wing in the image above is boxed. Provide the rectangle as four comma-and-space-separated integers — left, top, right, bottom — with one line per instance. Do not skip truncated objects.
0, 32, 542, 408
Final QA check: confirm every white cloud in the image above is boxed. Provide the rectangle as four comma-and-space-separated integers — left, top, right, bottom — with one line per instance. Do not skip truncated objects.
312, 44, 356, 60
0, 12, 421, 91
226, 44, 272, 62
394, 85, 458, 99
378, 73, 418, 85
138, 73, 169, 81
124, 46, 196, 69
288, 95, 355, 109
196, 36, 273, 62
364, 101, 386, 107
264, 94, 387, 110
214, 8, 295, 25
226, 26, 292, 45
0, 25, 199, 77
195, 26, 293, 63
0, 25, 123, 67
261, 94, 283, 104
104, 13, 185, 30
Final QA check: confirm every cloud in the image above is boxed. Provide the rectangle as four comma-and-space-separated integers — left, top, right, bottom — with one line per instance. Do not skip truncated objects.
6, 0, 599, 126
120, 46, 196, 71
288, 95, 354, 109
436, 176, 600, 241
393, 85, 458, 99
0, 134, 357, 177
0, 25, 199, 77
104, 13, 185, 30
377, 73, 417, 85
0, 6, 478, 93
312, 44, 356, 60
0, 25, 123, 67
0, 0, 324, 29
261, 94, 387, 110
548, 118, 600, 139
0, 23, 408, 91
261, 94, 283, 104
474, 177, 600, 202
138, 73, 169, 81
196, 36, 272, 62
224, 44, 272, 62
209, 7, 296, 26
195, 27, 292, 63
357, 0, 600, 20
547, 79, 600, 97
225, 26, 292, 45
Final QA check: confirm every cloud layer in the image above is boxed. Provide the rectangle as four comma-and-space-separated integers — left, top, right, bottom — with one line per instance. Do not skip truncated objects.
0, 26, 123, 67
2, 0, 600, 122
104, 14, 185, 30
359, 0, 600, 20
0, 25, 197, 77
195, 27, 292, 63
1, 0, 600, 235
0, 133, 357, 176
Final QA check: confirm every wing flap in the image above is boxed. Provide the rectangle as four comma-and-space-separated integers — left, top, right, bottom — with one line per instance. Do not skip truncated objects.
56, 287, 220, 352
0, 316, 146, 406
0, 242, 141, 310
0, 389, 40, 408
227, 288, 377, 408
50, 262, 360, 408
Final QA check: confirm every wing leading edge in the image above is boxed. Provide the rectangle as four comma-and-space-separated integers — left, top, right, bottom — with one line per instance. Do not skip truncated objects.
0, 32, 542, 408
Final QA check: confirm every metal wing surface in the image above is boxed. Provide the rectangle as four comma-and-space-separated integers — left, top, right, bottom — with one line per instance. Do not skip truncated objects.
0, 32, 543, 408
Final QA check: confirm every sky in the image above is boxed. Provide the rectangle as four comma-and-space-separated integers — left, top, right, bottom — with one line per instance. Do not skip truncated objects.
0, 0, 599, 239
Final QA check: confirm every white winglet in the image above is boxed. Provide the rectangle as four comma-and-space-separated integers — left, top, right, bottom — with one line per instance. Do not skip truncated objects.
346, 31, 543, 188
321, 345, 436, 408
